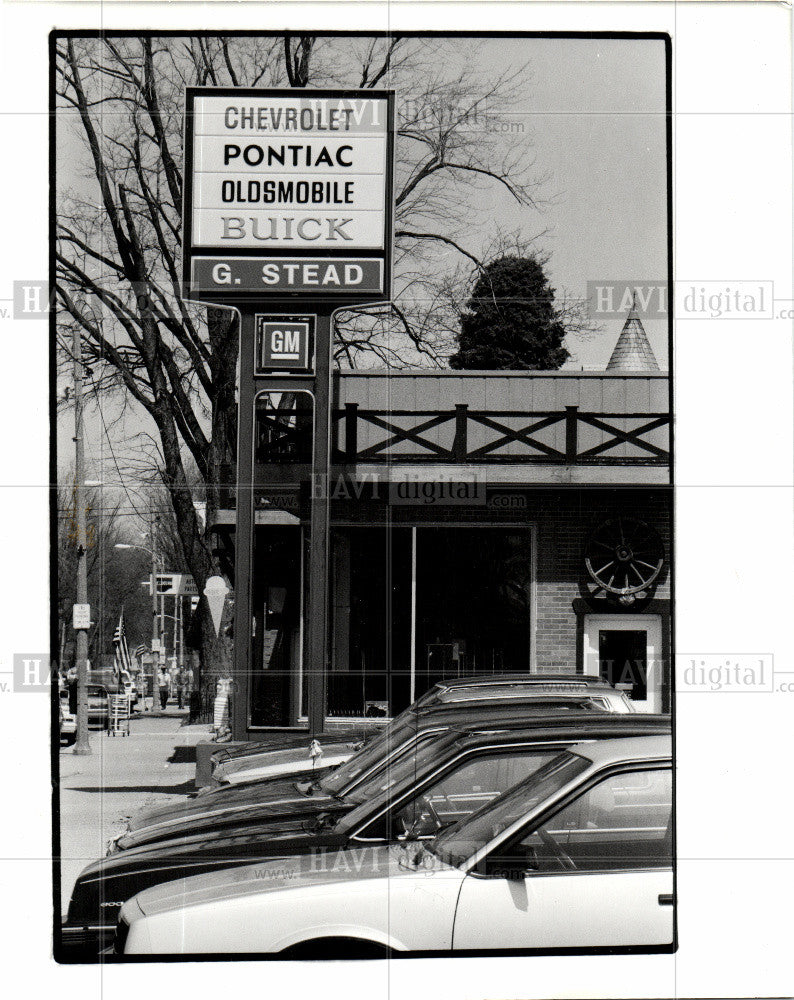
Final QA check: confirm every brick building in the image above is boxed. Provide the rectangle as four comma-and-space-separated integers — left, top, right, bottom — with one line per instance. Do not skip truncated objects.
220, 330, 672, 737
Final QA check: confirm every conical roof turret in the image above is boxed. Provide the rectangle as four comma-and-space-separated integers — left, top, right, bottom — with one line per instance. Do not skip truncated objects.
606, 293, 660, 371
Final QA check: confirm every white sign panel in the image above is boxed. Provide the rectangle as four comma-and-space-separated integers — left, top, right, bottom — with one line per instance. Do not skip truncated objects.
72, 603, 91, 629
183, 88, 393, 302
190, 95, 388, 251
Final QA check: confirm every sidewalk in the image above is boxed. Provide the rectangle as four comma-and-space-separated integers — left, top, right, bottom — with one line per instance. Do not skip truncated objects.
57, 713, 213, 917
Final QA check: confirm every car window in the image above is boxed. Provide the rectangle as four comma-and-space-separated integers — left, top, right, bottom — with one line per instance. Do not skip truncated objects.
501, 767, 672, 874
432, 752, 590, 866
363, 750, 557, 841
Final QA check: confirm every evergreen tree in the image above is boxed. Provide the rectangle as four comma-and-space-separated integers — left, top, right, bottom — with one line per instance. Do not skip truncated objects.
450, 256, 570, 370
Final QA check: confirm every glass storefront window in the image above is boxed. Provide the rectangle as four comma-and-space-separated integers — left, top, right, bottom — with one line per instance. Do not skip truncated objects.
250, 523, 535, 727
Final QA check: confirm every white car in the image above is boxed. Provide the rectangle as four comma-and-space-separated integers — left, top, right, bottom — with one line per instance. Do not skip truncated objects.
59, 688, 76, 745
117, 734, 672, 956
211, 741, 361, 787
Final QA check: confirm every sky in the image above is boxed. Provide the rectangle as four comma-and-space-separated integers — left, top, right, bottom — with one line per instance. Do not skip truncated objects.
457, 36, 668, 367
56, 34, 669, 487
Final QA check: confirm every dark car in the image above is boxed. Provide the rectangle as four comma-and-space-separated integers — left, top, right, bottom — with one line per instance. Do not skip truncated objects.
121, 693, 628, 845
61, 713, 669, 959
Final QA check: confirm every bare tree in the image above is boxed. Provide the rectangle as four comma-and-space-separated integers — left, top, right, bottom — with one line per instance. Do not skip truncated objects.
57, 479, 152, 665
54, 34, 550, 685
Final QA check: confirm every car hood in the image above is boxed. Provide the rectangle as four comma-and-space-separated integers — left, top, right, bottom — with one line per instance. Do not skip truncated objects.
212, 730, 374, 765
68, 816, 353, 928
117, 787, 345, 851
84, 815, 345, 881
125, 774, 327, 833
220, 742, 358, 778
217, 733, 365, 765
129, 842, 455, 918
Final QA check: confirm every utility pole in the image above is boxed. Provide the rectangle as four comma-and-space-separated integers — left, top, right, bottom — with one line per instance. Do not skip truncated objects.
177, 595, 184, 671
149, 514, 159, 711
72, 325, 91, 755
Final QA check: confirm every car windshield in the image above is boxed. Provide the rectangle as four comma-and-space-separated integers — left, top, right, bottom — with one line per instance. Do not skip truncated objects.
430, 751, 590, 868
343, 731, 460, 805
319, 715, 422, 796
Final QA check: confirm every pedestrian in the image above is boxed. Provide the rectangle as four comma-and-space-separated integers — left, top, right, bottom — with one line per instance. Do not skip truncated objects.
176, 666, 187, 710
157, 666, 169, 711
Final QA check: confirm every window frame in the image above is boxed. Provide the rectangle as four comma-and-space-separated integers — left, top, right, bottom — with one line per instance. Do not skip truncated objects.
347, 740, 572, 844
471, 761, 673, 879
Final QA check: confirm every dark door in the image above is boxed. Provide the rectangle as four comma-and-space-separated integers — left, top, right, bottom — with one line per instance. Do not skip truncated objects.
598, 629, 648, 701
416, 528, 532, 695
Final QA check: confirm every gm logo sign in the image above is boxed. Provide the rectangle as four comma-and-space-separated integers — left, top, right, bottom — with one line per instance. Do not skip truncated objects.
256, 315, 314, 372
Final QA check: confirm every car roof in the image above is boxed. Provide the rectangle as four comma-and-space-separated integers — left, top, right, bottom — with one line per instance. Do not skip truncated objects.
435, 672, 609, 691
409, 698, 617, 730
437, 684, 624, 704
448, 713, 670, 747
568, 732, 672, 767
390, 715, 668, 761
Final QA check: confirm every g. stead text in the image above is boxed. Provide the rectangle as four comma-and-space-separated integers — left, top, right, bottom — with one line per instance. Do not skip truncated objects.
220, 216, 354, 241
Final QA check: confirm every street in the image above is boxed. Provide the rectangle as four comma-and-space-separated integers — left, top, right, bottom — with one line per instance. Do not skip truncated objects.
57, 714, 210, 917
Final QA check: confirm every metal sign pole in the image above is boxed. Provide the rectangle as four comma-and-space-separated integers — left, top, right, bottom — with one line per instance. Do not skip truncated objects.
306, 310, 333, 735
231, 310, 257, 740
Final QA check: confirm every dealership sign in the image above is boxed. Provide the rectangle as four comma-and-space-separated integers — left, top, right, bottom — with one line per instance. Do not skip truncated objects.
183, 88, 393, 303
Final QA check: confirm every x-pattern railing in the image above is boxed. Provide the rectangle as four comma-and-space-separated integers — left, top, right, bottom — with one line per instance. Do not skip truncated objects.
334, 404, 670, 466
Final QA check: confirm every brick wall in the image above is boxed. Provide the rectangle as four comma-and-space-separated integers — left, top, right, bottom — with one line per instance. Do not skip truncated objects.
527, 489, 672, 669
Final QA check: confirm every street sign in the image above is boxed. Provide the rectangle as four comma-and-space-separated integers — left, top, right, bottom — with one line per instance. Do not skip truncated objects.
155, 573, 198, 597
256, 315, 313, 372
183, 89, 393, 305
72, 603, 90, 629
151, 639, 162, 653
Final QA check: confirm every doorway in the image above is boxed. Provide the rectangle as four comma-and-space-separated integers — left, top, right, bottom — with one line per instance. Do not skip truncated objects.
415, 527, 534, 692
582, 614, 664, 712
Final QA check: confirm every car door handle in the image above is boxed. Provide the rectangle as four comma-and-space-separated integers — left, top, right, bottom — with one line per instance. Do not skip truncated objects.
658, 893, 674, 906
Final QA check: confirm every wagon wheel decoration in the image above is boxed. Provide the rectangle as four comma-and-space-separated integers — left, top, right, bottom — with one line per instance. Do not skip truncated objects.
584, 518, 664, 603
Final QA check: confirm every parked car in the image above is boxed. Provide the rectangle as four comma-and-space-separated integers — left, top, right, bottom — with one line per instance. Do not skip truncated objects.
116, 733, 672, 956
211, 674, 635, 786
86, 684, 110, 729
120, 693, 628, 847
210, 739, 363, 787
61, 714, 669, 958
59, 688, 76, 745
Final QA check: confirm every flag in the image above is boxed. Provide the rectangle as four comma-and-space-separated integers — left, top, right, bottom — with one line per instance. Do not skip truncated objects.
113, 611, 134, 677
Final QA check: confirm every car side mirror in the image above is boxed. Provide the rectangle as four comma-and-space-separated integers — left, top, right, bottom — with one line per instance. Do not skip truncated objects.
393, 811, 437, 842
